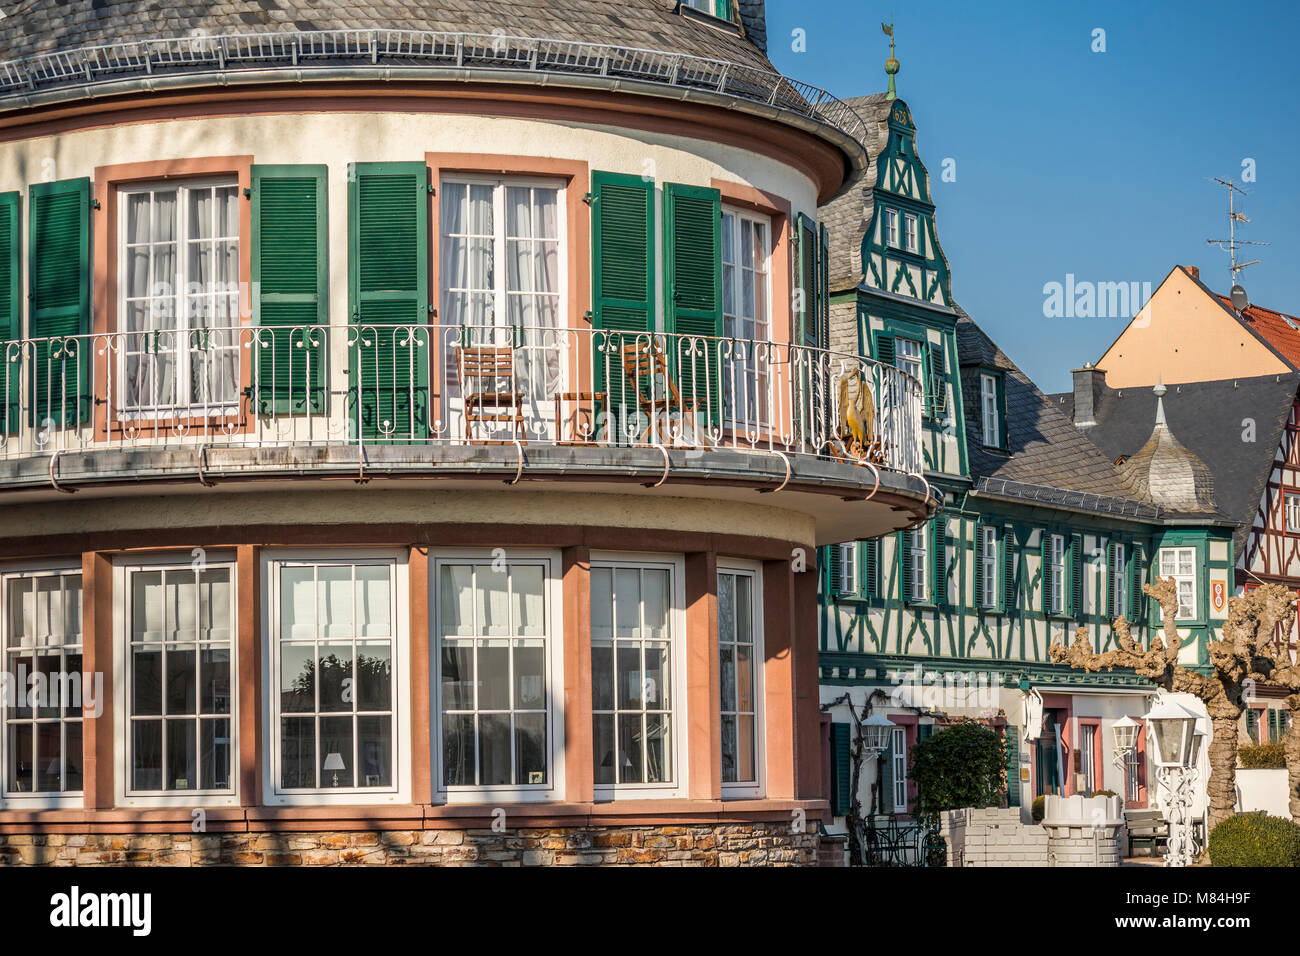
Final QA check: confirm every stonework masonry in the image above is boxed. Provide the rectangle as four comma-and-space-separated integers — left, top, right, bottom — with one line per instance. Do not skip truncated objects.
939, 806, 1124, 867
0, 823, 844, 867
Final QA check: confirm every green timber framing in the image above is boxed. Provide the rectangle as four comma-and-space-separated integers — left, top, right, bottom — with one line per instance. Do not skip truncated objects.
816, 91, 1235, 830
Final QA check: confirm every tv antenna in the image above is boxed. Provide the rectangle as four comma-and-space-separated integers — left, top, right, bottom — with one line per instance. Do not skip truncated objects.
1206, 177, 1268, 288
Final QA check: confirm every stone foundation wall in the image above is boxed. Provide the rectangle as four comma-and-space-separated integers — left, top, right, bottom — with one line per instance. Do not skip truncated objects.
0, 823, 830, 867
939, 805, 1124, 867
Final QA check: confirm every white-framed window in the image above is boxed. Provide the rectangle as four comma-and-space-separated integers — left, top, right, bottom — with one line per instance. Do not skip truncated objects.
116, 555, 236, 807
680, 0, 732, 19
118, 179, 241, 414
1286, 493, 1300, 534
718, 562, 764, 796
839, 542, 858, 595
1158, 547, 1197, 620
903, 212, 918, 253
883, 207, 899, 248
890, 726, 908, 813
1111, 542, 1128, 619
895, 336, 923, 383
439, 177, 566, 427
1, 567, 83, 807
909, 528, 928, 603
263, 550, 410, 806
980, 525, 997, 608
1047, 533, 1065, 616
434, 551, 563, 802
590, 554, 687, 799
721, 207, 772, 427
981, 373, 1000, 447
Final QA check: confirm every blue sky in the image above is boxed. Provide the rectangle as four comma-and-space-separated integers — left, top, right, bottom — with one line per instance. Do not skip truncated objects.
766, 0, 1300, 393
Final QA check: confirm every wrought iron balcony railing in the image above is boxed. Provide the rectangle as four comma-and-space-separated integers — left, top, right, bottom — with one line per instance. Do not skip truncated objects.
0, 325, 924, 478
0, 29, 868, 152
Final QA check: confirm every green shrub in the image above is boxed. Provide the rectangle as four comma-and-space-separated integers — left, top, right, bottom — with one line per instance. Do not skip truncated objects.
1092, 789, 1118, 799
909, 721, 1007, 829
1238, 743, 1287, 769
1031, 795, 1045, 823
1208, 812, 1300, 867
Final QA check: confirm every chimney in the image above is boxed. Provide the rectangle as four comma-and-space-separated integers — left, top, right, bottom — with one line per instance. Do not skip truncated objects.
1182, 265, 1200, 280
1072, 364, 1106, 428
737, 0, 768, 53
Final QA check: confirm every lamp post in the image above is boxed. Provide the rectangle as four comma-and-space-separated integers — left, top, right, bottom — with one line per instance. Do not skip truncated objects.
862, 712, 896, 820
1142, 699, 1200, 867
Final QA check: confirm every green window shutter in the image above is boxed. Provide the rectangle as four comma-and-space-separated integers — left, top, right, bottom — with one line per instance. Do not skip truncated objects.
1070, 533, 1084, 619
825, 544, 842, 597
1040, 532, 1051, 616
592, 171, 654, 335
1005, 726, 1021, 808
926, 341, 947, 417
831, 722, 851, 815
1246, 707, 1258, 744
918, 723, 933, 743
663, 183, 722, 428
1106, 542, 1117, 619
931, 519, 947, 605
0, 191, 19, 430
29, 177, 92, 426
252, 165, 328, 415
1002, 524, 1017, 613
1132, 542, 1147, 621
818, 222, 830, 350
973, 522, 985, 609
872, 331, 896, 368
864, 539, 880, 598
347, 162, 429, 442
898, 530, 912, 603
1268, 709, 1281, 743
795, 214, 819, 345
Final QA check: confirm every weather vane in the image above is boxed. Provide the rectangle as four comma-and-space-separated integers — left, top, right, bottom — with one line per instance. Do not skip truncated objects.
882, 17, 899, 100
1206, 176, 1268, 292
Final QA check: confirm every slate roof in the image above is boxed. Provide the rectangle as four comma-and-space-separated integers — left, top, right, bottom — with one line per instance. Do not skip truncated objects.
0, 0, 773, 70
1050, 374, 1300, 549
817, 93, 893, 291
955, 310, 1146, 505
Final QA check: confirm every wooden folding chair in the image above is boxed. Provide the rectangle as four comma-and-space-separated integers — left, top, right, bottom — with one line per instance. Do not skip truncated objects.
457, 344, 525, 441
617, 340, 700, 444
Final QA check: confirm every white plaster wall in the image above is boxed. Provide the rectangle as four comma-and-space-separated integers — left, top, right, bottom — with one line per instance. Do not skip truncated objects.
1236, 768, 1290, 818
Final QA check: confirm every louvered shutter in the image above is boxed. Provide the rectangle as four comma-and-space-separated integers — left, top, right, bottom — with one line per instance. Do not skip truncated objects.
931, 519, 947, 605
29, 178, 92, 425
1106, 542, 1117, 619
973, 522, 986, 609
864, 539, 879, 598
927, 341, 947, 418
591, 171, 654, 431
1132, 542, 1147, 620
1040, 532, 1052, 615
663, 183, 722, 429
873, 331, 896, 368
831, 722, 851, 815
252, 165, 328, 415
796, 214, 818, 346
1246, 707, 1258, 744
1268, 709, 1281, 743
1002, 524, 1017, 613
1070, 533, 1084, 619
817, 221, 830, 350
898, 530, 912, 602
1005, 725, 1021, 807
825, 544, 842, 597
347, 162, 430, 443
0, 192, 19, 430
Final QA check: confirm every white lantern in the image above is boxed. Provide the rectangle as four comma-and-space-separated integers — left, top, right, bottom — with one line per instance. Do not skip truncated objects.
1112, 715, 1140, 755
1141, 700, 1199, 768
861, 712, 896, 754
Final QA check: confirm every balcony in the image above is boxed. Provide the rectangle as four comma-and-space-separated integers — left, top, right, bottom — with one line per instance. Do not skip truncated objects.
0, 325, 930, 536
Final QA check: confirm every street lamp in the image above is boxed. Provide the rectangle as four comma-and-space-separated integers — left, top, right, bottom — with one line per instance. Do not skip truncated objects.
861, 712, 896, 756
1112, 715, 1140, 758
1142, 699, 1201, 867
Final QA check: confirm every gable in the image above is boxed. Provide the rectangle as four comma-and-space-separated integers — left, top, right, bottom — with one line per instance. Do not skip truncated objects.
1098, 266, 1290, 388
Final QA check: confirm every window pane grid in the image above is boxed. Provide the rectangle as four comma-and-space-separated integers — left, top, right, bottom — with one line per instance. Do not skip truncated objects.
278, 562, 395, 792
3, 572, 83, 795
128, 566, 233, 794
719, 571, 757, 786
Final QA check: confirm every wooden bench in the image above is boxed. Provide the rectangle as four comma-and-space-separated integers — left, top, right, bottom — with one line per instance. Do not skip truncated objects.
1124, 808, 1168, 857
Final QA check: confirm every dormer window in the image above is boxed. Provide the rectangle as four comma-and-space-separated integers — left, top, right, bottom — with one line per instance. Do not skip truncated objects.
883, 207, 899, 248
680, 0, 734, 21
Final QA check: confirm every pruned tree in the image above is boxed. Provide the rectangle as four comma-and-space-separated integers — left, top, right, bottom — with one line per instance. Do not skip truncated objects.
1050, 576, 1297, 833
821, 692, 872, 866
